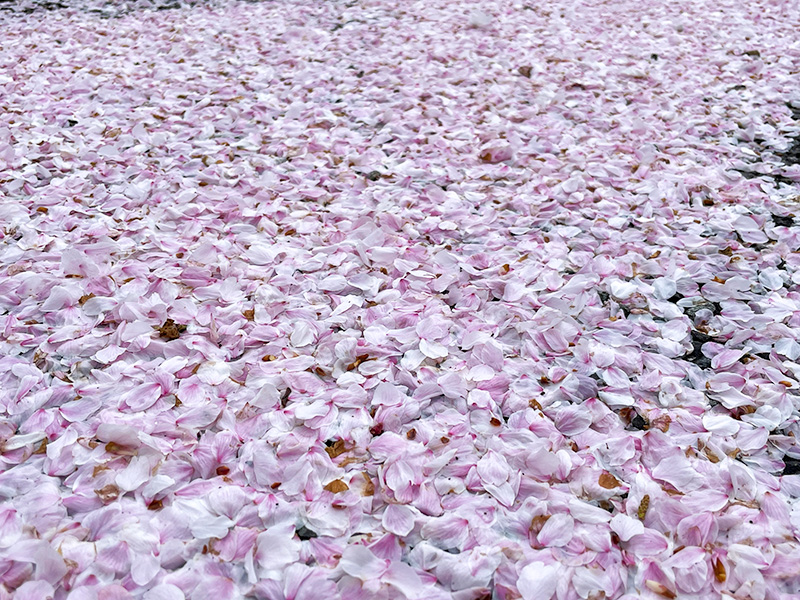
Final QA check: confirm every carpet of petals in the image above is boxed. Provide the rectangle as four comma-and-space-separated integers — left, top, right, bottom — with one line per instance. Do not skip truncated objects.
2, 0, 800, 598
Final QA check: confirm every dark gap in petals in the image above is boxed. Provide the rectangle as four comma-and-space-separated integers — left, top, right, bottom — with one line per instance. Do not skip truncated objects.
683, 330, 713, 369
296, 525, 318, 540
772, 214, 795, 227
783, 457, 800, 476
629, 413, 648, 431
778, 137, 800, 167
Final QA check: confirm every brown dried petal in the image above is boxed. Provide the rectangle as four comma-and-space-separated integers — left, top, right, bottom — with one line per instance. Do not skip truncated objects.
95, 484, 120, 504
361, 473, 375, 496
324, 439, 348, 459
157, 318, 184, 340
598, 472, 620, 489
323, 479, 349, 494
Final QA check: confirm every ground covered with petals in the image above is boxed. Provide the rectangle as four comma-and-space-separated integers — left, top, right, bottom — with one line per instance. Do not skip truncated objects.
2, 0, 800, 598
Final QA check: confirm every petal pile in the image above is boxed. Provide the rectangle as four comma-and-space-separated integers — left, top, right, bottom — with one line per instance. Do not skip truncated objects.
1, 0, 800, 598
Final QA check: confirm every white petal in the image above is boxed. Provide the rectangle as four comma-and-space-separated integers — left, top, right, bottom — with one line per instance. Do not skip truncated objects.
702, 413, 740, 436
131, 552, 160, 586
319, 274, 348, 291
485, 481, 516, 507
294, 400, 329, 420
503, 281, 526, 302
401, 349, 427, 370
116, 456, 152, 492
775, 338, 800, 360
141, 475, 175, 498
608, 279, 637, 300
384, 561, 426, 597
190, 515, 234, 539
609, 513, 645, 541
468, 365, 495, 381
651, 454, 700, 492
652, 277, 677, 301
144, 584, 186, 600
95, 344, 126, 363
3, 431, 46, 451
207, 486, 248, 519
339, 545, 387, 581
256, 526, 301, 573
598, 391, 635, 407
290, 322, 315, 347
568, 500, 612, 524
196, 361, 231, 386
420, 338, 448, 359
518, 562, 558, 600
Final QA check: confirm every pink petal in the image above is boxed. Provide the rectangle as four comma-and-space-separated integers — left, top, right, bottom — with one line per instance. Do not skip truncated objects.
382, 504, 416, 537
537, 514, 574, 547
13, 581, 55, 600
651, 453, 701, 493
710, 348, 745, 370
477, 451, 510, 487
12, 540, 67, 584
373, 382, 406, 406
554, 405, 593, 436
420, 515, 469, 549
626, 530, 669, 557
